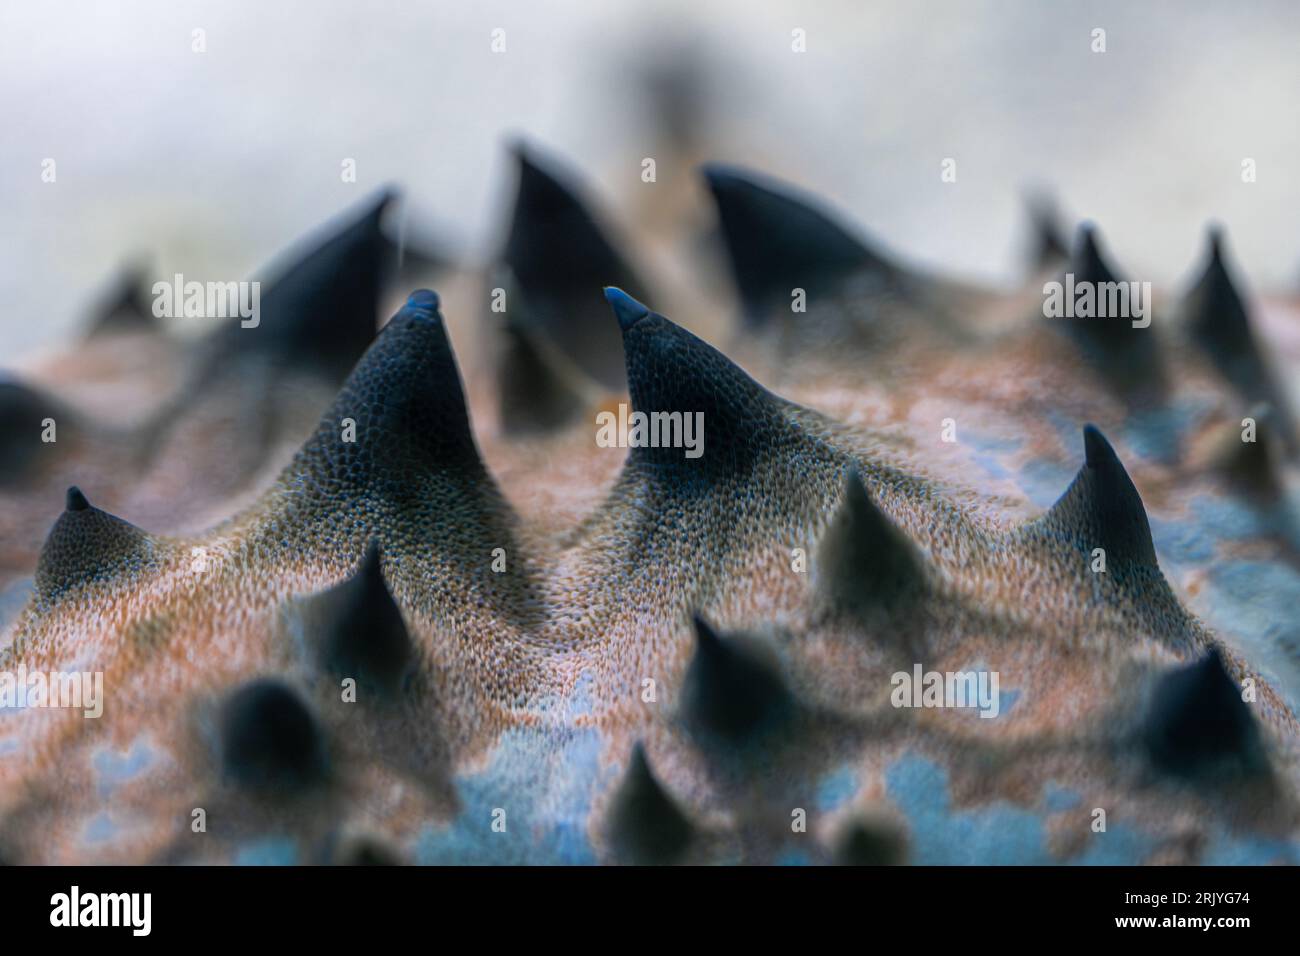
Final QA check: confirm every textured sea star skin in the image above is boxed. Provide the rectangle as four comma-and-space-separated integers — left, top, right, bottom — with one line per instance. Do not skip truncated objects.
2, 160, 1299, 865
0, 190, 417, 594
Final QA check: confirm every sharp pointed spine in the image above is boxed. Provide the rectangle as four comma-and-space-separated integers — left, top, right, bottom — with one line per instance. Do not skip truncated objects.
608, 289, 792, 476
607, 743, 693, 865
35, 487, 158, 603
85, 263, 156, 338
1145, 646, 1264, 776
1056, 226, 1164, 391
683, 615, 792, 743
220, 679, 328, 791
230, 188, 398, 379
1025, 192, 1070, 272
501, 144, 646, 390
318, 541, 413, 692
816, 467, 924, 611
1184, 225, 1254, 359
1035, 424, 1157, 569
701, 164, 893, 323
285, 288, 487, 496
0, 378, 70, 487
494, 270, 592, 434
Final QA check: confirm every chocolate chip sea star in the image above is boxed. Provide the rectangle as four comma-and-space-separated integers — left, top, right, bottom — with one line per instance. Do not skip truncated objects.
2, 156, 1298, 865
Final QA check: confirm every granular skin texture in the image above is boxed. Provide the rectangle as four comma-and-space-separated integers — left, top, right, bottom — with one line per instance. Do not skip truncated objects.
2, 172, 1299, 866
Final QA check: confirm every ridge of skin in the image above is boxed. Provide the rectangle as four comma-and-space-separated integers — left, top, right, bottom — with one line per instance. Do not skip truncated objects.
0, 193, 446, 594
4, 169, 1300, 865
2, 284, 1297, 866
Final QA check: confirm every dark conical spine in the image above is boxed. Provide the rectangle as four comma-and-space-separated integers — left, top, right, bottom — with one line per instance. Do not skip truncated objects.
834, 818, 908, 866
319, 541, 413, 692
607, 743, 693, 865
1144, 647, 1263, 775
605, 287, 797, 479
0, 378, 70, 487
271, 290, 542, 625
34, 486, 157, 602
816, 467, 924, 610
502, 144, 646, 390
1221, 402, 1281, 498
285, 289, 487, 499
229, 189, 397, 379
1057, 225, 1164, 393
1184, 227, 1255, 364
495, 269, 591, 434
498, 324, 589, 433
682, 615, 792, 743
1036, 425, 1157, 568
701, 164, 892, 323
85, 263, 156, 338
220, 679, 328, 791
1072, 225, 1118, 288
324, 832, 406, 866
1025, 193, 1069, 272
1181, 228, 1298, 455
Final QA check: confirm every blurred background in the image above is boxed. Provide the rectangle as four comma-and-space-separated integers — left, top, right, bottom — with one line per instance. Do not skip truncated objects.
2, 0, 1299, 355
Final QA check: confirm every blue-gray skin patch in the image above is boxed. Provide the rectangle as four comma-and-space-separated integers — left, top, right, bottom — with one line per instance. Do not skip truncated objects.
887, 753, 1053, 864
414, 724, 609, 865
1146, 516, 1217, 564
1070, 820, 1157, 866
1121, 401, 1213, 466
815, 765, 858, 812
1189, 560, 1300, 715
993, 688, 1020, 717
0, 578, 34, 637
886, 753, 1157, 865
1043, 783, 1080, 812
1170, 495, 1271, 543
961, 427, 1025, 484
1200, 830, 1299, 865
234, 837, 298, 865
1017, 457, 1077, 511
92, 736, 156, 798
82, 811, 117, 845
415, 670, 613, 865
888, 753, 1299, 864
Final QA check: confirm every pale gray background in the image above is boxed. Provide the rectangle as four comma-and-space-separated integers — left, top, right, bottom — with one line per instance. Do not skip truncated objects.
2, 0, 1298, 355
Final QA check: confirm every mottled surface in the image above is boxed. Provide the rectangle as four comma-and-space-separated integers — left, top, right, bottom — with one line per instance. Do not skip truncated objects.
3, 157, 1300, 865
